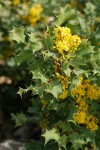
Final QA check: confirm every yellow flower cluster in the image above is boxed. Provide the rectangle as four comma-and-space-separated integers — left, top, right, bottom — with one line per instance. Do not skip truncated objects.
56, 72, 68, 100
12, 0, 20, 5
85, 115, 98, 131
73, 110, 86, 124
72, 77, 100, 131
27, 4, 43, 26
54, 26, 81, 56
73, 111, 99, 131
72, 78, 100, 101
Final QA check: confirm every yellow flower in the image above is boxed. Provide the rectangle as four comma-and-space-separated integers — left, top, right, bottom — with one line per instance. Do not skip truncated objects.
71, 79, 100, 101
73, 110, 98, 131
86, 84, 100, 100
85, 115, 98, 131
54, 26, 81, 56
73, 110, 86, 124
12, 0, 20, 5
79, 76, 83, 83
27, 4, 43, 26
72, 77, 99, 131
76, 99, 89, 111
59, 90, 68, 100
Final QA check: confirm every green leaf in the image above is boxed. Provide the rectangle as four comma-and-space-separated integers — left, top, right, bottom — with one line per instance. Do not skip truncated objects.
69, 57, 88, 68
67, 101, 77, 121
28, 56, 44, 71
27, 32, 38, 42
11, 112, 27, 127
46, 80, 63, 98
28, 98, 40, 114
56, 6, 76, 26
26, 140, 58, 150
73, 68, 89, 77
31, 67, 48, 83
93, 68, 100, 75
69, 133, 85, 150
9, 27, 26, 43
42, 34, 54, 50
15, 50, 33, 66
25, 141, 44, 150
42, 128, 61, 145
27, 33, 43, 53
77, 40, 94, 56
90, 60, 99, 69
59, 122, 73, 133
62, 67, 71, 77
42, 50, 56, 61
17, 87, 28, 98
32, 43, 43, 54
60, 135, 68, 150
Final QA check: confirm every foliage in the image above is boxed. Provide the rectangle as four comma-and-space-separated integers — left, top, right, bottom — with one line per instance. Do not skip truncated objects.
0, 0, 68, 138
0, 0, 100, 149
11, 4, 100, 150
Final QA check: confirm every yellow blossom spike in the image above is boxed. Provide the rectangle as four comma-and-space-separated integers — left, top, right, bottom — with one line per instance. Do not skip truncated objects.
27, 4, 43, 26
54, 26, 81, 57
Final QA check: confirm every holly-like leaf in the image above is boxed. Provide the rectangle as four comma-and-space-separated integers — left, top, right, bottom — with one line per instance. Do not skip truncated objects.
31, 67, 48, 83
15, 50, 33, 66
27, 32, 38, 42
69, 133, 85, 150
59, 122, 73, 133
42, 128, 61, 145
17, 87, 28, 98
42, 50, 56, 61
42, 34, 54, 50
56, 6, 76, 26
46, 80, 63, 98
77, 40, 94, 56
73, 68, 89, 77
60, 135, 68, 150
27, 33, 43, 53
67, 101, 77, 121
62, 67, 71, 77
11, 112, 27, 127
9, 27, 26, 43
93, 68, 100, 75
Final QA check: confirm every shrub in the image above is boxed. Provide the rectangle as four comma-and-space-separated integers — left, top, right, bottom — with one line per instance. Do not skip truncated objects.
11, 5, 100, 150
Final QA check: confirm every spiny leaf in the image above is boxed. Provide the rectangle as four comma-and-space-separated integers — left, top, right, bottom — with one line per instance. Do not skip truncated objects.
62, 67, 71, 77
27, 32, 39, 42
69, 133, 85, 150
42, 128, 61, 145
9, 27, 26, 43
56, 6, 76, 26
60, 135, 68, 150
11, 112, 27, 127
73, 68, 89, 77
17, 87, 28, 98
31, 67, 48, 83
46, 80, 63, 98
42, 34, 54, 50
15, 50, 33, 66
77, 39, 94, 56
42, 50, 56, 61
